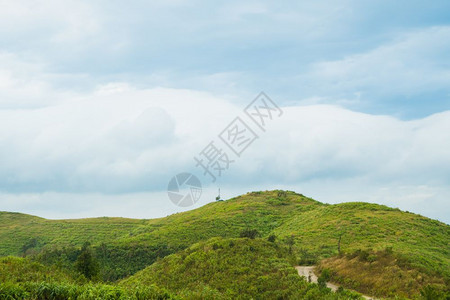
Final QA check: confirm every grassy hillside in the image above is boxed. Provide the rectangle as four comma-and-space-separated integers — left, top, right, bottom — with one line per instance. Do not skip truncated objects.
318, 249, 448, 299
273, 202, 450, 279
115, 191, 321, 248
2, 191, 323, 280
120, 237, 363, 300
0, 211, 146, 256
1, 190, 449, 298
97, 191, 323, 279
0, 191, 318, 257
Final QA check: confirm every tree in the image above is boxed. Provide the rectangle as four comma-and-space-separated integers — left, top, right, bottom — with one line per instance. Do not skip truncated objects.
284, 235, 295, 253
75, 242, 99, 280
318, 268, 331, 289
20, 238, 38, 257
267, 234, 276, 243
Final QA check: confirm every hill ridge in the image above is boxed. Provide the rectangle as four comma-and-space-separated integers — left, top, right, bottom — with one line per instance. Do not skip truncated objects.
0, 190, 448, 290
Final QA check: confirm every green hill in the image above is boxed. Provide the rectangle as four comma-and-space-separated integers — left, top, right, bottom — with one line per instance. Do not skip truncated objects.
120, 237, 363, 299
0, 190, 449, 298
0, 211, 147, 257
2, 191, 323, 280
114, 191, 321, 248
0, 191, 318, 257
273, 202, 450, 278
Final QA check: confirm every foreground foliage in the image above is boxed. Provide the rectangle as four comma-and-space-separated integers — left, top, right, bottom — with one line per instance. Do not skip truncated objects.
0, 282, 176, 300
0, 257, 175, 300
121, 237, 364, 299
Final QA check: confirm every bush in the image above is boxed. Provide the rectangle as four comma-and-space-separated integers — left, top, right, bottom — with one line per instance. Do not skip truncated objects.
419, 285, 447, 300
0, 282, 176, 300
318, 268, 331, 289
0, 283, 29, 300
239, 229, 260, 239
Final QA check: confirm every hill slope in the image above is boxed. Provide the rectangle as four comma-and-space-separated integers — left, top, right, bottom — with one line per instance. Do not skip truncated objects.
273, 202, 450, 278
0, 191, 320, 257
120, 237, 363, 299
0, 211, 147, 256
0, 190, 449, 298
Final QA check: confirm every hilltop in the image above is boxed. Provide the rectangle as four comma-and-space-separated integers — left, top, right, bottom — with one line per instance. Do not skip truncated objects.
0, 190, 449, 298
274, 202, 449, 278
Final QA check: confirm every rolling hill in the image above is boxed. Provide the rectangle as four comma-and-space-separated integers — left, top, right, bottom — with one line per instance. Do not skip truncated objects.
0, 211, 147, 256
120, 237, 363, 299
0, 190, 449, 298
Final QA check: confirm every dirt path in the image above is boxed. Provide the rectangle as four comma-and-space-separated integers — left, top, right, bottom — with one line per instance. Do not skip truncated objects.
295, 266, 376, 300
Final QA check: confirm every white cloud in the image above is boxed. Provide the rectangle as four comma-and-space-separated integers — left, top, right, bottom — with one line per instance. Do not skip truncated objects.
307, 26, 450, 99
0, 85, 448, 222
0, 0, 101, 43
0, 52, 61, 108
0, 1, 449, 223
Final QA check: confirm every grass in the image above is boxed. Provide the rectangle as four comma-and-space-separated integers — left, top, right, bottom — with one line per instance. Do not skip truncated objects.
273, 202, 450, 279
1, 190, 449, 298
318, 248, 448, 299
0, 257, 176, 299
0, 212, 147, 256
120, 237, 363, 300
0, 256, 75, 284
0, 245, 362, 300
115, 191, 321, 248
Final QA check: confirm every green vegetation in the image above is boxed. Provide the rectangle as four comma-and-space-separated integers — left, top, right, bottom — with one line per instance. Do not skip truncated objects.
0, 281, 176, 300
0, 257, 175, 299
0, 212, 146, 256
75, 242, 100, 280
121, 237, 363, 299
0, 256, 76, 284
0, 190, 449, 299
273, 202, 450, 279
318, 248, 448, 299
3, 191, 323, 280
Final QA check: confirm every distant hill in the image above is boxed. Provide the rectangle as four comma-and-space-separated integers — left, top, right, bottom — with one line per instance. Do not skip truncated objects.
0, 190, 449, 298
0, 211, 146, 256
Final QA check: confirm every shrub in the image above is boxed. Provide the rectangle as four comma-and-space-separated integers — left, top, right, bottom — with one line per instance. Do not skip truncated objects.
239, 229, 260, 239
267, 234, 276, 243
419, 285, 447, 300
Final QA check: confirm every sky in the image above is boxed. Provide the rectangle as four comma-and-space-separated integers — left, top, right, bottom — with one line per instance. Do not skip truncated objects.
0, 0, 449, 223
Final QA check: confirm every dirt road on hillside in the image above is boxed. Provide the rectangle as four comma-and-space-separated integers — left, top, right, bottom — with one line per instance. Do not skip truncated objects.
295, 266, 376, 300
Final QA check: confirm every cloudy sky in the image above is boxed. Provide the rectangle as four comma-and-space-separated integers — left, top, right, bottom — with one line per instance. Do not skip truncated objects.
0, 0, 449, 223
